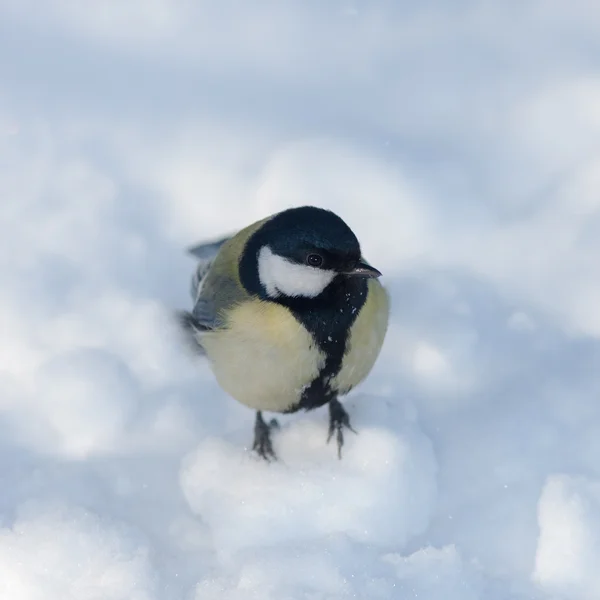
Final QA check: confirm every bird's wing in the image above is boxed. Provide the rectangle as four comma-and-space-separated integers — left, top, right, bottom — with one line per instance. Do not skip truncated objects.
185, 238, 248, 332
187, 235, 232, 302
194, 271, 248, 329
177, 294, 220, 355
191, 296, 219, 329
181, 218, 267, 350
179, 271, 247, 354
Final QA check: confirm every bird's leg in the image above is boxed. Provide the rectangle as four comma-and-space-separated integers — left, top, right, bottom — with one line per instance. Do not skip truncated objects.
327, 397, 357, 459
252, 411, 279, 461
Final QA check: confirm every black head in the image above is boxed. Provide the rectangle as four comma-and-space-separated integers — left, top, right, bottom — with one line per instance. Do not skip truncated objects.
239, 206, 381, 300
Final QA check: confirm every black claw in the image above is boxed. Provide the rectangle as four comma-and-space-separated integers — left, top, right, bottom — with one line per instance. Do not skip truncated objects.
327, 398, 357, 459
252, 412, 278, 461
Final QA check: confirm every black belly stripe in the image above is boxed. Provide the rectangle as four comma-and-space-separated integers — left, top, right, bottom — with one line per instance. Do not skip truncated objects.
279, 277, 368, 413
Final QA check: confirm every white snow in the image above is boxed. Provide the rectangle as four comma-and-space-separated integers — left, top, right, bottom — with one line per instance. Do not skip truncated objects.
0, 503, 158, 600
533, 475, 600, 599
181, 398, 436, 558
1, 2, 600, 599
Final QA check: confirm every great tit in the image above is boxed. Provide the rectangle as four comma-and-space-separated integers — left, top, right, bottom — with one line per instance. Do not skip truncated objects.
179, 205, 389, 461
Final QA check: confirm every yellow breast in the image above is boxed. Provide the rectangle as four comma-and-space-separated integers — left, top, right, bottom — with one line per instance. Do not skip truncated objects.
331, 279, 390, 394
201, 299, 325, 412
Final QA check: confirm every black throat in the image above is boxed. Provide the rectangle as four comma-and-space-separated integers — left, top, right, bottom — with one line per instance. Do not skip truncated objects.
279, 276, 368, 412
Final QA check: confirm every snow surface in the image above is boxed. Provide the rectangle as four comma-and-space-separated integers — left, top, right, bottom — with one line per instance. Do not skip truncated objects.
2, 2, 600, 598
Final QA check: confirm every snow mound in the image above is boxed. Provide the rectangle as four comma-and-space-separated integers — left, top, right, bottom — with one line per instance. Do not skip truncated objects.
3, 2, 600, 598
0, 503, 157, 600
192, 543, 483, 600
533, 474, 600, 599
181, 395, 437, 558
385, 545, 483, 600
13, 348, 141, 459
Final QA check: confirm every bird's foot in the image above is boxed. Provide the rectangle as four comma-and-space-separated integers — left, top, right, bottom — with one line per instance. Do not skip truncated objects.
252, 411, 279, 461
327, 398, 357, 459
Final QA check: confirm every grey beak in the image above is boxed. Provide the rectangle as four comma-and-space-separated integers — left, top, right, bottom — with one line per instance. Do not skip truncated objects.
344, 261, 382, 278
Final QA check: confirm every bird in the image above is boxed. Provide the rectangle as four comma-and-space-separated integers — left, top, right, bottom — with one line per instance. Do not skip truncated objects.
178, 205, 390, 461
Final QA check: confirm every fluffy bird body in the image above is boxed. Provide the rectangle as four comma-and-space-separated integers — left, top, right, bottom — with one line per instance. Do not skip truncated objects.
181, 206, 389, 460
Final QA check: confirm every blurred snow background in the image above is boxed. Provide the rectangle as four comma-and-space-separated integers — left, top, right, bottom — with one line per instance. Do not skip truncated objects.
1, 1, 600, 598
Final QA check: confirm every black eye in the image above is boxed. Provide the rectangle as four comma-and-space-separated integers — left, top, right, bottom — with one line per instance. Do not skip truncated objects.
306, 254, 323, 267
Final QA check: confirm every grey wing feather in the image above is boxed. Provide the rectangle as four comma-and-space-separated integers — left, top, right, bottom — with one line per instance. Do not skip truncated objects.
193, 271, 244, 330
187, 235, 232, 302
180, 231, 249, 354
178, 234, 232, 355
191, 297, 218, 329
177, 296, 219, 356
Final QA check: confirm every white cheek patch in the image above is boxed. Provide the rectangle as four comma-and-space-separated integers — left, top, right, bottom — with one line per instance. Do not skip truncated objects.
258, 246, 336, 298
